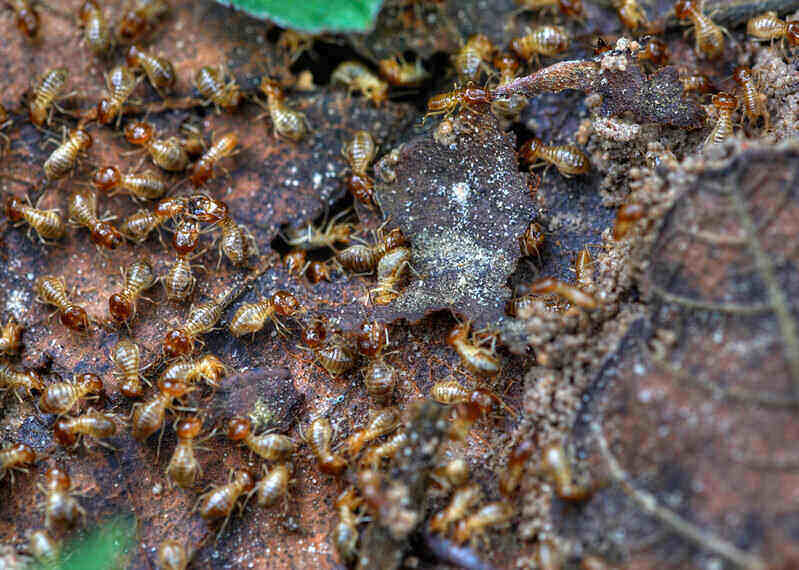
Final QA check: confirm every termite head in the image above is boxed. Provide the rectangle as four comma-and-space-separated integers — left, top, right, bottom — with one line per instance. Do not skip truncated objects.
157, 378, 191, 398
44, 466, 71, 491
92, 166, 121, 193
5, 197, 25, 222
732, 66, 752, 85
673, 0, 696, 19
176, 417, 202, 439
712, 92, 737, 112
60, 306, 89, 332
447, 322, 470, 347
227, 416, 251, 441
301, 319, 327, 349
53, 418, 76, 446
519, 138, 542, 162
272, 290, 300, 317
91, 224, 123, 250
124, 121, 154, 146
163, 329, 192, 358
787, 22, 799, 46
259, 78, 283, 99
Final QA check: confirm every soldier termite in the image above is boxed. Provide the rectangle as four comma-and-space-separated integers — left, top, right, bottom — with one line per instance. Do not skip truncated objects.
674, 0, 725, 60
79, 0, 113, 56
519, 138, 590, 177
0, 358, 44, 399
612, 203, 647, 240
166, 416, 207, 489
112, 339, 148, 398
452, 502, 514, 544
0, 442, 36, 482
43, 128, 92, 181
97, 65, 138, 126
40, 466, 84, 532
109, 259, 155, 322
228, 417, 295, 461
345, 407, 400, 457
67, 189, 124, 250
447, 321, 500, 377
124, 120, 190, 172
39, 373, 103, 415
331, 61, 388, 106
733, 66, 769, 130
0, 319, 23, 355
229, 290, 300, 338
258, 79, 310, 142
194, 65, 241, 113
429, 483, 482, 534
196, 469, 254, 538
92, 166, 168, 200
302, 417, 347, 476
35, 275, 90, 333
126, 44, 175, 96
190, 132, 238, 188
521, 277, 598, 311
5, 196, 65, 243
53, 410, 117, 449
453, 34, 495, 82
29, 68, 68, 128
162, 297, 227, 357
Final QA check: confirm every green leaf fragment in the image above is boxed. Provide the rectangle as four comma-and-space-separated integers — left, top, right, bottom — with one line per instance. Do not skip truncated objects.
215, 0, 384, 33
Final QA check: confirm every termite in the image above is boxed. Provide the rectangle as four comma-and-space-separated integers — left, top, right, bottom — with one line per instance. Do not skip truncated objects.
35, 275, 90, 332
0, 358, 44, 399
613, 0, 648, 31
121, 196, 186, 243
197, 469, 254, 538
453, 34, 494, 82
302, 417, 347, 476
108, 259, 155, 322
160, 354, 227, 388
0, 319, 23, 355
331, 61, 388, 106
67, 189, 124, 249
499, 439, 533, 496
163, 297, 226, 357
521, 277, 598, 311
92, 166, 167, 200
39, 373, 103, 415
519, 220, 545, 259
540, 442, 593, 500
362, 358, 397, 405
130, 378, 191, 441
429, 484, 482, 533
9, 0, 38, 38
315, 334, 357, 378
515, 0, 582, 17
519, 137, 590, 177
424, 85, 492, 121
194, 65, 241, 113
0, 442, 35, 482
343, 131, 377, 205
333, 488, 362, 564
733, 66, 769, 130
228, 417, 295, 461
97, 65, 138, 126
126, 44, 175, 96
371, 246, 412, 305
674, 0, 725, 60
117, 0, 168, 43
216, 216, 258, 267
345, 407, 400, 457
612, 202, 647, 240
190, 132, 238, 187
43, 129, 92, 181
53, 410, 117, 449
259, 79, 310, 142
704, 91, 737, 147
166, 416, 206, 489
378, 54, 429, 86
510, 26, 570, 62
40, 466, 84, 532
228, 290, 300, 338
747, 11, 799, 46
5, 196, 65, 243
447, 322, 500, 377
79, 0, 113, 56
124, 120, 190, 172
452, 502, 514, 544
359, 431, 408, 469
29, 68, 68, 128
252, 463, 291, 507
112, 339, 147, 398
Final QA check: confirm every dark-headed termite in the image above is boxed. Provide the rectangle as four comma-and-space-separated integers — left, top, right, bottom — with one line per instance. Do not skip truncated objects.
160, 354, 227, 388
371, 246, 411, 305
53, 410, 117, 449
424, 85, 492, 121
705, 92, 738, 147
228, 417, 295, 461
9, 0, 38, 38
613, 0, 647, 30
35, 275, 90, 332
315, 334, 357, 378
195, 65, 241, 113
29, 68, 68, 128
109, 259, 155, 322
447, 322, 500, 377
92, 166, 167, 200
126, 44, 175, 96
733, 67, 769, 130
519, 138, 590, 177
522, 277, 598, 311
28, 530, 59, 565
166, 416, 205, 489
378, 54, 429, 86
0, 442, 35, 482
499, 440, 533, 496
331, 61, 388, 106
68, 189, 124, 249
41, 466, 84, 532
163, 297, 226, 357
333, 488, 362, 564
452, 502, 514, 544
190, 132, 238, 188
229, 290, 300, 338
157, 539, 188, 570
302, 417, 347, 476
259, 79, 310, 142
510, 26, 570, 62
612, 203, 647, 240
79, 0, 113, 56
343, 131, 377, 205
97, 65, 137, 125
253, 463, 291, 507
345, 407, 400, 457
39, 373, 103, 415
112, 339, 147, 398
0, 358, 43, 398
453, 34, 494, 82
0, 320, 23, 355
429, 483, 482, 533
197, 469, 254, 537
43, 128, 92, 181
674, 0, 725, 59
117, 0, 169, 43
540, 442, 593, 500
130, 378, 191, 441
747, 11, 799, 46
124, 121, 190, 172
5, 196, 65, 243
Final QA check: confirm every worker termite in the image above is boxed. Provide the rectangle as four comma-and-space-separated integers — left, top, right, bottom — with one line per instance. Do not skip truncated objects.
79, 0, 113, 56
284, 212, 355, 253
331, 61, 389, 106
0, 358, 44, 399
112, 339, 147, 398
160, 354, 227, 388
190, 132, 238, 188
345, 407, 400, 457
229, 290, 300, 338
613, 0, 647, 31
228, 417, 295, 461
371, 246, 412, 305
97, 65, 138, 126
733, 66, 769, 130
333, 488, 362, 564
258, 79, 310, 142
40, 466, 84, 532
705, 91, 737, 148
343, 131, 377, 205
5, 196, 65, 243
8, 0, 38, 39
164, 219, 201, 302
424, 85, 492, 121
0, 319, 23, 355
359, 431, 407, 469
92, 166, 167, 200
35, 275, 90, 333
124, 121, 190, 172
29, 68, 68, 128
337, 226, 405, 272
0, 442, 36, 482
612, 203, 647, 240
747, 11, 799, 46
163, 297, 227, 357
126, 44, 175, 96
519, 220, 545, 259
674, 0, 725, 60
28, 530, 60, 565
166, 416, 206, 489
430, 381, 508, 418
452, 502, 514, 544
216, 216, 258, 267
197, 469, 254, 538
195, 65, 241, 113
447, 322, 500, 377
362, 358, 397, 404
130, 378, 191, 441
315, 334, 357, 378
53, 410, 117, 449
378, 54, 429, 86
302, 417, 347, 476
453, 34, 495, 82
252, 463, 291, 507
121, 196, 186, 242
491, 52, 528, 120
521, 277, 598, 311
510, 26, 570, 63
429, 483, 482, 534
39, 372, 103, 415
43, 128, 92, 181
540, 442, 593, 500
109, 259, 155, 322
157, 539, 189, 570
519, 137, 590, 177
117, 0, 168, 43
499, 439, 533, 496
68, 189, 124, 250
